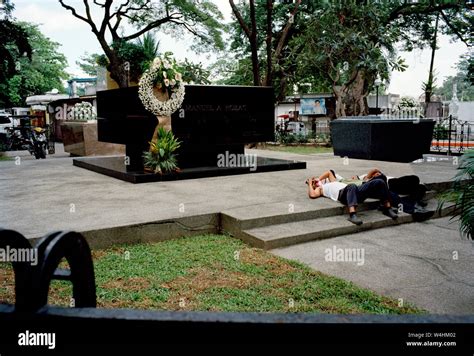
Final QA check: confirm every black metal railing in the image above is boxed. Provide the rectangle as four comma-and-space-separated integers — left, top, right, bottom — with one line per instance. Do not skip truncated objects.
1, 229, 473, 349
0, 229, 96, 312
430, 115, 474, 155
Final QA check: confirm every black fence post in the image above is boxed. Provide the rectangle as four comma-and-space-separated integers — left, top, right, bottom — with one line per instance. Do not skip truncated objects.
0, 229, 96, 312
32, 231, 97, 311
0, 229, 34, 311
448, 115, 452, 155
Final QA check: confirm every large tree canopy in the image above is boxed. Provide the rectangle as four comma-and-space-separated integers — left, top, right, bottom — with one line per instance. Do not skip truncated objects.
228, 0, 303, 97
4, 22, 68, 107
226, 0, 472, 116
290, 2, 407, 117
0, 0, 32, 107
58, 0, 225, 88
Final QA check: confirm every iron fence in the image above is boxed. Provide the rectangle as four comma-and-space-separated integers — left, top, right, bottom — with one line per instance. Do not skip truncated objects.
273, 114, 474, 155
380, 108, 423, 119
430, 115, 473, 155
364, 111, 473, 155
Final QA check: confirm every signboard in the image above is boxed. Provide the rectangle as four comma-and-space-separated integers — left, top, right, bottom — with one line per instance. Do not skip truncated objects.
300, 98, 327, 116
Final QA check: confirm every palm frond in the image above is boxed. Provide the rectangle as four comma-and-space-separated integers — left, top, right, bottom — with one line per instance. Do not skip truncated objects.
440, 150, 474, 240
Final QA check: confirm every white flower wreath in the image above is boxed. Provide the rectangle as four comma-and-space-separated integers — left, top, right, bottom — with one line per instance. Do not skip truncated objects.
73, 101, 96, 121
138, 57, 185, 117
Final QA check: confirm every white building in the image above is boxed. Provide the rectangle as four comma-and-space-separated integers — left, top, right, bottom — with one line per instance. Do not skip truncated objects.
457, 102, 474, 123
367, 93, 400, 111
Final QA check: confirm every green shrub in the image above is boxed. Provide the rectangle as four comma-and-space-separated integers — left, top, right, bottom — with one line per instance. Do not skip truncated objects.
143, 128, 181, 174
295, 133, 309, 144
433, 124, 449, 140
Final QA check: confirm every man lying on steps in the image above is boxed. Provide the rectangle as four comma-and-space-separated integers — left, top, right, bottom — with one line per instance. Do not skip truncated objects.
306, 170, 398, 225
353, 168, 433, 221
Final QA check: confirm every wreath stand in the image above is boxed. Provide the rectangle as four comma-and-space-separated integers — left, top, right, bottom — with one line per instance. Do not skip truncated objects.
150, 87, 171, 149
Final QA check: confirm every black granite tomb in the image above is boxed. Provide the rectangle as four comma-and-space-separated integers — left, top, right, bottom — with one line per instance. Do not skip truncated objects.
73, 85, 306, 183
330, 116, 435, 163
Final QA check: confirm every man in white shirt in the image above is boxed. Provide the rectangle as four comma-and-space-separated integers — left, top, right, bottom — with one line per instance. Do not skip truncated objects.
306, 170, 398, 225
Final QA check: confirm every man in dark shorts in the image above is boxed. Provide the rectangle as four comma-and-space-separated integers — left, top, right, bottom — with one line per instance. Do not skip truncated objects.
357, 169, 433, 221
306, 170, 398, 225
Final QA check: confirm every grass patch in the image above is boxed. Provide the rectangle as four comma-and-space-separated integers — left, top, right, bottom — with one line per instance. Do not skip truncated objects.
258, 144, 333, 155
0, 235, 422, 314
0, 155, 12, 161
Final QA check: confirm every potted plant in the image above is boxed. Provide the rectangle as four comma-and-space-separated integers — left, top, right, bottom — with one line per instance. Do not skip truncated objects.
143, 127, 181, 174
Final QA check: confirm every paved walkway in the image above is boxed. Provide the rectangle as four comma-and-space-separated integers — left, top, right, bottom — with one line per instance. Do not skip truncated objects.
0, 146, 459, 238
273, 217, 474, 314
1, 145, 471, 314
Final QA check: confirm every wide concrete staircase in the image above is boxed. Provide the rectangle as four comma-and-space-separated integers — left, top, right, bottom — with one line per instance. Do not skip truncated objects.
221, 188, 455, 250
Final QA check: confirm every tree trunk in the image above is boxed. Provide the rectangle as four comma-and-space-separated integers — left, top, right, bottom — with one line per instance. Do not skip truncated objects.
108, 58, 129, 88
95, 38, 129, 89
425, 13, 439, 105
276, 74, 288, 103
341, 71, 368, 117
249, 0, 260, 86
264, 0, 273, 86
333, 85, 346, 118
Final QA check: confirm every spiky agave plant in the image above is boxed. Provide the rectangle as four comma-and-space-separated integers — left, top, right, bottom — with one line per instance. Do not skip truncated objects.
143, 127, 181, 174
439, 149, 474, 240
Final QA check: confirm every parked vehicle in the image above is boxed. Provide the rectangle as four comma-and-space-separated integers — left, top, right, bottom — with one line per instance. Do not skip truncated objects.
31, 127, 48, 159
0, 111, 12, 146
287, 121, 308, 135
275, 119, 308, 135
5, 126, 48, 159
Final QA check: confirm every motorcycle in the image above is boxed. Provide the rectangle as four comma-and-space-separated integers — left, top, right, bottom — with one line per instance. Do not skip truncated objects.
5, 126, 48, 159
31, 127, 48, 159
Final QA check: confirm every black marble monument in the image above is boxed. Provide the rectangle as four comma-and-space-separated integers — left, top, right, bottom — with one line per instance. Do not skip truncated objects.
73, 85, 306, 183
331, 116, 435, 163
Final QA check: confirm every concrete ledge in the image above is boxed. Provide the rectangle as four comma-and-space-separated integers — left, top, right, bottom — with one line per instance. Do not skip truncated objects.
29, 213, 220, 250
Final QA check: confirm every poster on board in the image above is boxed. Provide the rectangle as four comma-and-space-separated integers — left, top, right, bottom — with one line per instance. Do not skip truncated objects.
300, 98, 327, 115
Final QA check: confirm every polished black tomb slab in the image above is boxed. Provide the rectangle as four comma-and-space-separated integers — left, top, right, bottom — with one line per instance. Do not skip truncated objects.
73, 85, 306, 183
73, 156, 306, 183
331, 117, 435, 163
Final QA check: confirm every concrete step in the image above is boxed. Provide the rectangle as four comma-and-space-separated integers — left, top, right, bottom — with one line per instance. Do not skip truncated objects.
222, 191, 438, 234
239, 199, 453, 250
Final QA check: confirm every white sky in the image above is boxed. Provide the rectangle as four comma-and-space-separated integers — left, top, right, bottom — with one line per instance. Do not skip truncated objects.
13, 0, 469, 98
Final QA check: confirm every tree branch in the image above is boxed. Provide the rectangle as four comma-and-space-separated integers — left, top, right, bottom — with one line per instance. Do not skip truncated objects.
344, 68, 360, 89
99, 0, 113, 36
82, 0, 99, 34
275, 0, 301, 61
229, 0, 251, 39
387, 3, 462, 24
109, 0, 130, 20
122, 15, 176, 41
387, 3, 414, 23
110, 0, 152, 20
58, 0, 90, 24
264, 0, 273, 86
440, 10, 471, 47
